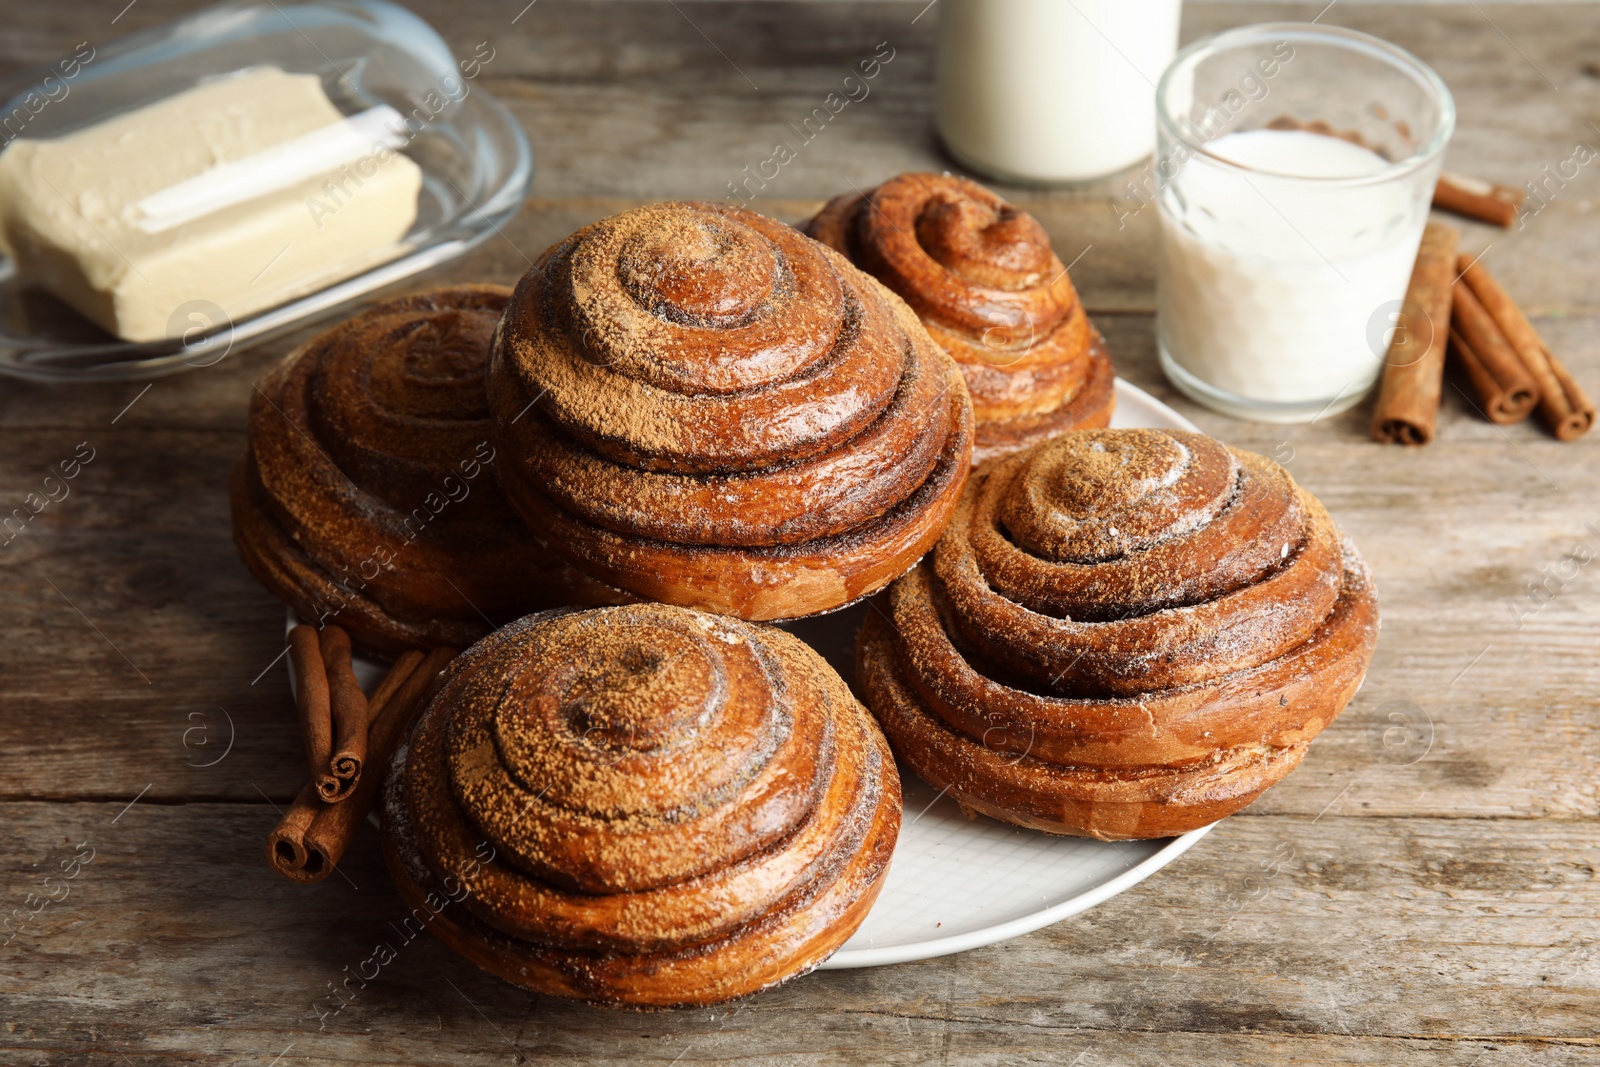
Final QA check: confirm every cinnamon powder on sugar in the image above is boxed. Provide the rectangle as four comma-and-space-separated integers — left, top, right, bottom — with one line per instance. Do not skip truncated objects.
993, 438, 1315, 620
955, 441, 1345, 693
448, 615, 829, 881
535, 203, 876, 467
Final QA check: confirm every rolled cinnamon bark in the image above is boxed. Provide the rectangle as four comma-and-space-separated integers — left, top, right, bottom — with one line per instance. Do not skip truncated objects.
1457, 256, 1595, 441
316, 625, 369, 802
267, 648, 435, 884
1450, 327, 1512, 424
302, 646, 456, 877
266, 781, 323, 879
1544, 346, 1597, 441
287, 624, 331, 784
364, 649, 426, 725
1450, 277, 1539, 424
1370, 222, 1460, 445
1433, 172, 1525, 229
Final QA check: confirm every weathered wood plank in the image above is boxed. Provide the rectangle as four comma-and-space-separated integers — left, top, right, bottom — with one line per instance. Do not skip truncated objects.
2, 3, 1597, 316
2, 802, 1596, 1063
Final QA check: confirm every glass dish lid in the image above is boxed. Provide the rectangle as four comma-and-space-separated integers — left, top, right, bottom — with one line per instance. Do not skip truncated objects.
0, 0, 533, 382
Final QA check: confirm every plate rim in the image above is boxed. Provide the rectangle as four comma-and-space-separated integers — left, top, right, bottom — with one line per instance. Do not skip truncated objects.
1109, 375, 1199, 433
819, 822, 1217, 969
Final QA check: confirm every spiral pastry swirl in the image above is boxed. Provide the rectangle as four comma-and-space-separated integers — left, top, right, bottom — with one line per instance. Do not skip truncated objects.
805, 172, 1115, 465
857, 429, 1379, 840
488, 201, 973, 621
232, 286, 620, 655
382, 603, 900, 1007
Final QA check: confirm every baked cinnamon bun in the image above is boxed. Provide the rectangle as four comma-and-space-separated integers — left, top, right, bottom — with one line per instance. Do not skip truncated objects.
857, 429, 1379, 840
488, 200, 973, 620
382, 602, 900, 1007
232, 286, 620, 655
805, 173, 1114, 465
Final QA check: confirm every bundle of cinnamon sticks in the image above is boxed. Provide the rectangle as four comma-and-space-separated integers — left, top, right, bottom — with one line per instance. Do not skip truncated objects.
1370, 222, 1594, 445
267, 623, 455, 884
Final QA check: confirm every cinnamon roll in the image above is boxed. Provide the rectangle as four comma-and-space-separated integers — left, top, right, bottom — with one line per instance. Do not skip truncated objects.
857, 429, 1379, 841
382, 602, 900, 1008
232, 286, 620, 655
805, 173, 1114, 465
489, 200, 973, 621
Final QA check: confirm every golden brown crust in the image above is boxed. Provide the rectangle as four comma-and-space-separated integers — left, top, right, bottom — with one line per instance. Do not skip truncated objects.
855, 429, 1380, 840
382, 603, 901, 1008
231, 286, 622, 656
804, 173, 1114, 461
964, 325, 1114, 466
489, 201, 974, 620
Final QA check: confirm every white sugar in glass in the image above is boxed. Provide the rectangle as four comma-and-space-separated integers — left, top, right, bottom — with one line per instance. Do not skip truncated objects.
1155, 24, 1454, 422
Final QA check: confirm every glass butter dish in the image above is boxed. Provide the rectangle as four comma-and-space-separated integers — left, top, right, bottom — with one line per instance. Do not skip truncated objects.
0, 0, 532, 381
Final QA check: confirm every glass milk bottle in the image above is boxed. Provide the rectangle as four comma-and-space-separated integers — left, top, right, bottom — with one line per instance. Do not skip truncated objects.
936, 0, 1183, 184
1154, 23, 1454, 421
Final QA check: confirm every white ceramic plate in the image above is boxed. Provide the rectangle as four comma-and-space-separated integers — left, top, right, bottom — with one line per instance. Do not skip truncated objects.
289, 377, 1213, 969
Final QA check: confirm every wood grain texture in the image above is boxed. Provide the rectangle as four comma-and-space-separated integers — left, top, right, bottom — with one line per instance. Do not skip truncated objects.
0, 2, 1597, 1064
2, 803, 1596, 1064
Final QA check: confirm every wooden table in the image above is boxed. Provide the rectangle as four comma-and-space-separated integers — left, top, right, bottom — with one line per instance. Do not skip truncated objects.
3, 2, 1597, 1063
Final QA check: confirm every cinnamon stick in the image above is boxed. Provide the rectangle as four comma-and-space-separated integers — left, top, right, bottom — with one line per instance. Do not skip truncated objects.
288, 624, 331, 784
266, 648, 433, 884
1434, 172, 1525, 228
1450, 276, 1539, 423
1449, 328, 1511, 424
266, 782, 325, 882
302, 646, 456, 878
1544, 346, 1597, 441
364, 649, 426, 727
1457, 256, 1595, 441
316, 625, 370, 803
1370, 222, 1460, 445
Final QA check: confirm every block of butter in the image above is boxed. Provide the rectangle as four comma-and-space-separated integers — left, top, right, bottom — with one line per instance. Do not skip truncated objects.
0, 67, 422, 342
